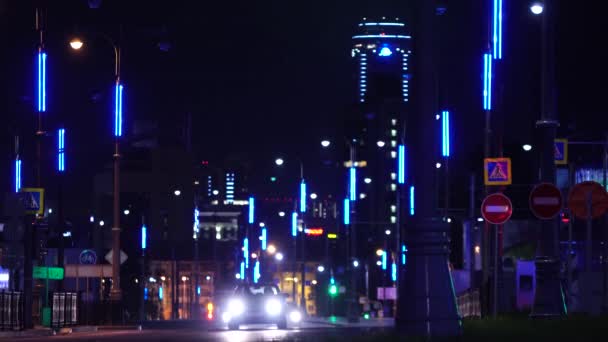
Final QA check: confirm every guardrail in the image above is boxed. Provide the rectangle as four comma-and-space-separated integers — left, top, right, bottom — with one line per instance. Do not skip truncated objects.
457, 289, 481, 318
51, 292, 78, 328
0, 291, 24, 331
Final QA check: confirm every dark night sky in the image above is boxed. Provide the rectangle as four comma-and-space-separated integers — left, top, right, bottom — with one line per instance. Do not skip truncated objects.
1, 0, 607, 209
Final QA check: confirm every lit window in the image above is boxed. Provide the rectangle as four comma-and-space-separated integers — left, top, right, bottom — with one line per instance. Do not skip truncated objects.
391, 141, 397, 147
391, 151, 397, 159
390, 172, 396, 180
391, 205, 396, 213
391, 129, 397, 137
391, 119, 397, 126
390, 216, 396, 223
391, 184, 396, 191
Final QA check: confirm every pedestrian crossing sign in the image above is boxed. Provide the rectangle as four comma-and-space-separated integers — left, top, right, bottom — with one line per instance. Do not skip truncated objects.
19, 188, 45, 215
484, 158, 512, 186
554, 139, 568, 165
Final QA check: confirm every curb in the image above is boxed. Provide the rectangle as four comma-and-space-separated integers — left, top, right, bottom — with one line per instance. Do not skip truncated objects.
0, 329, 54, 339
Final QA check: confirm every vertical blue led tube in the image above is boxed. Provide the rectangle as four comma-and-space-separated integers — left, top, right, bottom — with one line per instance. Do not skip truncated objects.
114, 83, 123, 137
483, 54, 493, 110
398, 144, 405, 184
254, 261, 260, 283
15, 159, 21, 193
409, 186, 415, 216
300, 180, 306, 213
343, 199, 350, 225
291, 212, 298, 237
401, 245, 407, 265
37, 52, 47, 112
57, 128, 65, 172
243, 238, 249, 268
248, 197, 255, 224
240, 261, 245, 280
141, 224, 147, 250
382, 251, 387, 271
392, 262, 397, 282
349, 167, 357, 201
442, 111, 450, 157
158, 287, 163, 300
261, 228, 267, 251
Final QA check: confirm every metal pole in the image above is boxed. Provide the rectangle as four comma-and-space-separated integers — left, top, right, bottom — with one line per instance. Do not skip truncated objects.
140, 216, 145, 323
493, 225, 498, 319
110, 44, 122, 301
347, 142, 359, 322
603, 134, 608, 313
531, 0, 564, 318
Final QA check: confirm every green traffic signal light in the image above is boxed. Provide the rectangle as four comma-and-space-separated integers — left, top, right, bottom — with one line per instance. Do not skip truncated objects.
328, 284, 338, 296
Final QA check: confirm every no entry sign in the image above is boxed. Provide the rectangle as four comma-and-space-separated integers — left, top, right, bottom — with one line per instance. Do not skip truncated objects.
481, 193, 513, 225
529, 183, 562, 219
568, 181, 608, 219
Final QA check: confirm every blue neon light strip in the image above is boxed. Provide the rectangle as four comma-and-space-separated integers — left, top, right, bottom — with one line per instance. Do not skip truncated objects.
382, 251, 387, 270
409, 186, 415, 216
243, 238, 249, 268
158, 287, 163, 300
15, 159, 21, 193
141, 225, 147, 250
261, 228, 267, 250
254, 261, 260, 284
114, 84, 123, 137
402, 244, 407, 265
144, 287, 148, 300
483, 54, 493, 110
197, 286, 201, 295
343, 199, 350, 225
291, 212, 298, 237
240, 261, 245, 280
493, 0, 503, 59
58, 128, 65, 172
300, 180, 307, 213
442, 111, 450, 157
248, 196, 255, 223
349, 167, 357, 201
37, 52, 47, 112
391, 262, 397, 282
397, 144, 405, 184
352, 35, 411, 39
359, 22, 405, 27
193, 208, 200, 237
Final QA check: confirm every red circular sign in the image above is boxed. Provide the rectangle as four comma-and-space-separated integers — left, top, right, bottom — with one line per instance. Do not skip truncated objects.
567, 181, 608, 219
481, 193, 513, 225
529, 183, 563, 219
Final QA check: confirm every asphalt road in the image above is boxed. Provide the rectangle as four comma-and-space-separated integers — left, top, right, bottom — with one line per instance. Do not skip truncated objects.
14, 325, 391, 342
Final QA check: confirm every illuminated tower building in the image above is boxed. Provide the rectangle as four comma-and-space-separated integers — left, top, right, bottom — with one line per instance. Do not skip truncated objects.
350, 18, 411, 272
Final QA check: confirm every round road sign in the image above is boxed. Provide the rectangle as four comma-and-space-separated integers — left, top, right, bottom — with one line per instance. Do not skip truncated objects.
481, 193, 513, 225
529, 183, 563, 219
567, 181, 608, 219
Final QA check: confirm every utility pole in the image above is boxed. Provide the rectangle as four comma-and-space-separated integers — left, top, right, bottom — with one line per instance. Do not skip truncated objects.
395, 0, 461, 336
531, 0, 566, 318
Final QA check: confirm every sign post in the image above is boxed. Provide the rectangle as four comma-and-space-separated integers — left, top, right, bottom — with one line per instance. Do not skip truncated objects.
554, 139, 568, 165
481, 193, 512, 319
19, 188, 45, 215
529, 183, 563, 219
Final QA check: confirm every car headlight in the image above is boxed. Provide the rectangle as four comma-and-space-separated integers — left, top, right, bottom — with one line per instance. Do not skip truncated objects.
265, 298, 282, 316
228, 299, 245, 316
289, 310, 302, 323
222, 312, 232, 323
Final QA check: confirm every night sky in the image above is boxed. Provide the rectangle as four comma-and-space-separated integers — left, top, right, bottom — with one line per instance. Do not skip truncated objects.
1, 0, 607, 209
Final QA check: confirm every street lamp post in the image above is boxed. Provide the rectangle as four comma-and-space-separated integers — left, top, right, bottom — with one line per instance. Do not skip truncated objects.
70, 30, 123, 301
530, 0, 565, 318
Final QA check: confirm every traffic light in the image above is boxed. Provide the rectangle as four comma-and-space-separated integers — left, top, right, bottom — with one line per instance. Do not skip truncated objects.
328, 284, 338, 297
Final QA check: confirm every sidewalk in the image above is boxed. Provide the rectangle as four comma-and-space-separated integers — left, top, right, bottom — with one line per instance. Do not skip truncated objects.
0, 325, 100, 339
306, 316, 395, 328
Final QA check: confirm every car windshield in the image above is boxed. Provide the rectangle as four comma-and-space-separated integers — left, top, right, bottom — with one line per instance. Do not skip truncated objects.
245, 285, 279, 296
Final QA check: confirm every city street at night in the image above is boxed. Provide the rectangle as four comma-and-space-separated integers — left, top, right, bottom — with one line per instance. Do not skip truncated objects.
2, 0, 608, 340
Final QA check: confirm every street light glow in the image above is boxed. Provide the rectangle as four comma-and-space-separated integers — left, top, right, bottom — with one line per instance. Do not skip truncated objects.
278, 211, 285, 217
275, 253, 284, 261
310, 193, 318, 200
377, 140, 386, 147
99, 220, 105, 226
317, 265, 325, 272
267, 244, 277, 255
364, 177, 372, 184
174, 190, 181, 196
321, 140, 331, 147
123, 209, 130, 215
436, 162, 442, 169
523, 144, 532, 151
275, 158, 284, 166
530, 2, 544, 15
69, 38, 84, 50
